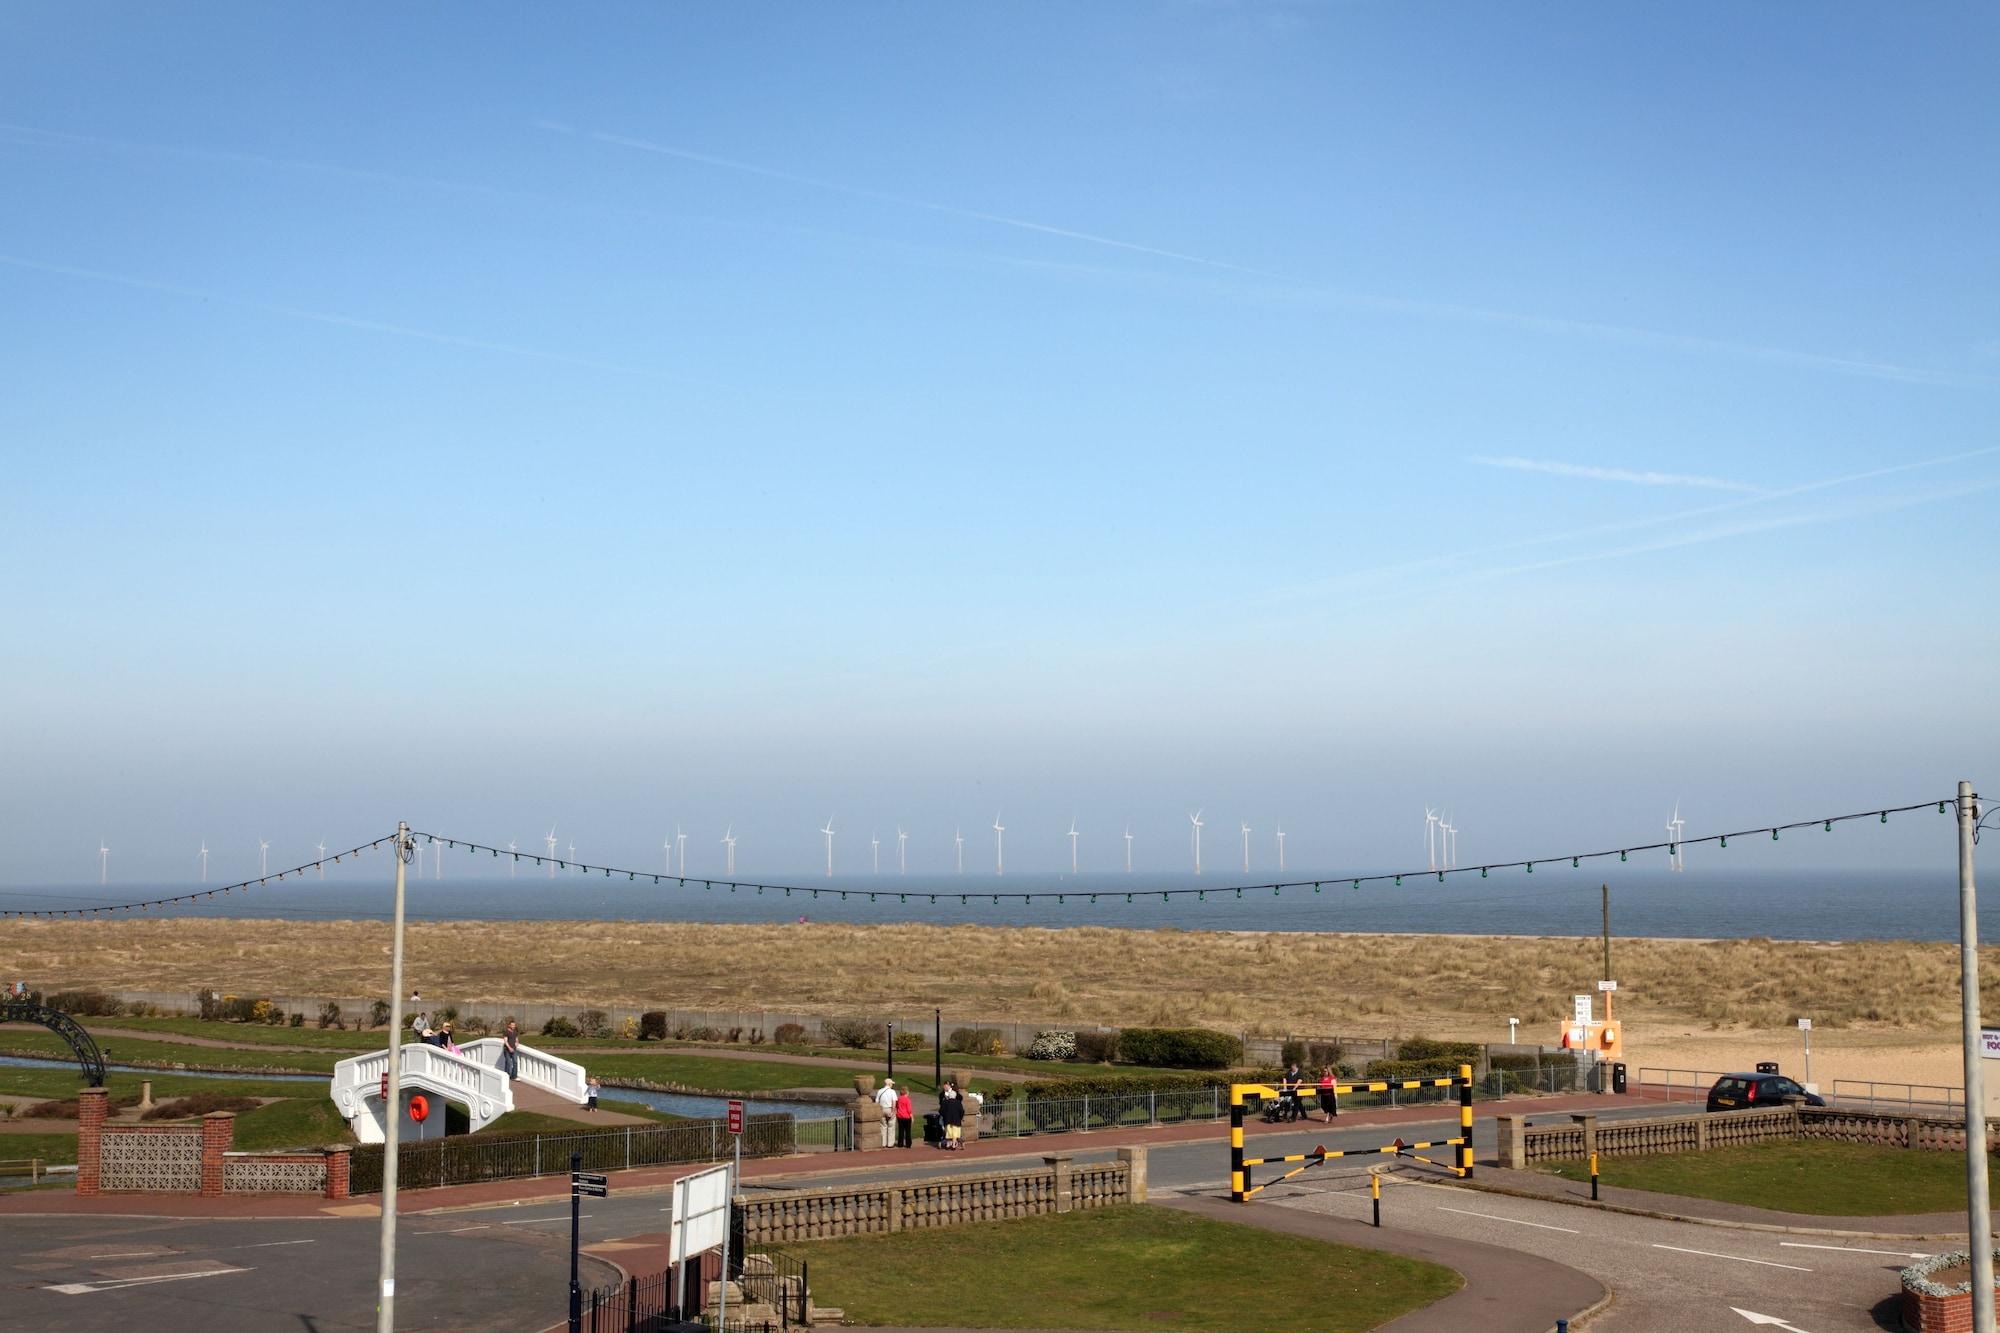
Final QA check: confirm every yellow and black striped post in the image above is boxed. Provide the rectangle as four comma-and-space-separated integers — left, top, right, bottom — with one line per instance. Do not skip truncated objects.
1229, 1085, 1247, 1202
1458, 1062, 1474, 1180
1370, 1170, 1381, 1226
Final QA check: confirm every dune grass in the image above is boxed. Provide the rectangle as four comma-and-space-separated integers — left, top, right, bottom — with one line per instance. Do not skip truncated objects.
8, 917, 1989, 1039
799, 1204, 1459, 1330
1538, 1140, 2000, 1216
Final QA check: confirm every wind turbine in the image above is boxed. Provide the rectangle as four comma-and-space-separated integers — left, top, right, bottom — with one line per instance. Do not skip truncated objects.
1124, 825, 1133, 873
197, 841, 209, 883
568, 840, 577, 870
1424, 807, 1439, 873
993, 814, 1005, 876
820, 818, 836, 877
508, 839, 518, 878
431, 837, 442, 881
722, 825, 737, 877
1240, 821, 1252, 874
317, 839, 328, 879
1067, 818, 1080, 875
1668, 801, 1686, 872
675, 828, 687, 876
1276, 823, 1286, 872
1444, 814, 1459, 870
871, 831, 881, 876
954, 826, 964, 875
896, 826, 908, 875
664, 834, 674, 875
258, 838, 270, 877
544, 826, 558, 878
99, 840, 109, 885
1189, 810, 1203, 875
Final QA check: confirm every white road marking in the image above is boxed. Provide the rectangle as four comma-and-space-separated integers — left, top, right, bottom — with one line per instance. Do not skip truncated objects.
1653, 1243, 1810, 1271
428, 1224, 491, 1233
500, 1214, 587, 1226
1436, 1205, 1579, 1233
234, 1240, 315, 1250
85, 1252, 158, 1259
47, 1266, 249, 1295
1778, 1242, 1929, 1259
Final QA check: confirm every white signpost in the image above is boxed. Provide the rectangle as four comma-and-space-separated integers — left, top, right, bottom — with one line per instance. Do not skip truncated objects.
1982, 1028, 2000, 1061
669, 1163, 732, 1324
1797, 1017, 1814, 1090
1573, 994, 1593, 1026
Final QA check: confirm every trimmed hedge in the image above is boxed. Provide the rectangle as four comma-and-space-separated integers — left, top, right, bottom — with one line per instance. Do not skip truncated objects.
1116, 1027, 1243, 1070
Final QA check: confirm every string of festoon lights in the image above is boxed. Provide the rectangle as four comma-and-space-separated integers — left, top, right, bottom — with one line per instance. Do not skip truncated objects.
1, 837, 399, 919
9, 796, 1969, 921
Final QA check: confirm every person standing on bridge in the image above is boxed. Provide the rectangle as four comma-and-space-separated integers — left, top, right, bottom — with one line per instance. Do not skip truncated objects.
894, 1085, 914, 1149
501, 1018, 520, 1080
874, 1078, 898, 1149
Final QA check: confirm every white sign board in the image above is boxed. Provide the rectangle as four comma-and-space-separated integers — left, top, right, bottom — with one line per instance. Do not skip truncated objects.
1598, 980, 1618, 992
1797, 1018, 1813, 1031
668, 1164, 732, 1264
1573, 995, 1592, 1026
1982, 1029, 2000, 1060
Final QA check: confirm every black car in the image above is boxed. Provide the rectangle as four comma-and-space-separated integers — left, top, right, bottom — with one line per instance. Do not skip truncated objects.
1706, 1071, 1825, 1111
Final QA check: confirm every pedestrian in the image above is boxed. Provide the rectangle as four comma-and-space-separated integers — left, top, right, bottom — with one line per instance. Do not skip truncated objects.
585, 1077, 601, 1111
410, 1006, 428, 1036
1281, 1063, 1306, 1122
1318, 1065, 1338, 1122
501, 1018, 520, 1080
894, 1086, 914, 1149
939, 1080, 964, 1151
874, 1078, 898, 1149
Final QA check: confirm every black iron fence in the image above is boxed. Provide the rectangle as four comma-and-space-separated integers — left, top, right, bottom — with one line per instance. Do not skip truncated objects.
351, 1114, 799, 1194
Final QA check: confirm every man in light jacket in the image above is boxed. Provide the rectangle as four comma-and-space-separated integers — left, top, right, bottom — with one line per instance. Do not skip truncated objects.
874, 1078, 898, 1149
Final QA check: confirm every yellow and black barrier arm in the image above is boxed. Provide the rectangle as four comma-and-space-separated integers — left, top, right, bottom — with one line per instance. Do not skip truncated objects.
1230, 1066, 1475, 1202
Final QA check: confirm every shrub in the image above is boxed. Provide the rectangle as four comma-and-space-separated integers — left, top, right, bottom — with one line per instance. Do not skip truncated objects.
317, 1001, 343, 1030
1281, 1039, 1342, 1070
196, 990, 222, 1021
639, 1011, 668, 1041
458, 1015, 492, 1037
1073, 1030, 1119, 1064
49, 989, 120, 1017
687, 1025, 721, 1043
1025, 1030, 1076, 1060
946, 1027, 1005, 1056
824, 1018, 886, 1050
748, 1028, 764, 1045
619, 1016, 639, 1041
773, 1022, 809, 1046
891, 1031, 925, 1052
1395, 1037, 1479, 1065
541, 1016, 581, 1038
1117, 1027, 1243, 1070
577, 1009, 609, 1038
726, 1026, 743, 1043
289, 1012, 305, 1028
370, 999, 392, 1028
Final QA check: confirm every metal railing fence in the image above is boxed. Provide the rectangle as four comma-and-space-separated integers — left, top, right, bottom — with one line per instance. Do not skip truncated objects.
350, 1114, 797, 1194
1831, 1079, 1965, 1114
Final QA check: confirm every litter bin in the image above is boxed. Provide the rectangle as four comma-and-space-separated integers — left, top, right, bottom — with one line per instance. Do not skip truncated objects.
1755, 1061, 1779, 1075
922, 1112, 943, 1147
1611, 1062, 1627, 1095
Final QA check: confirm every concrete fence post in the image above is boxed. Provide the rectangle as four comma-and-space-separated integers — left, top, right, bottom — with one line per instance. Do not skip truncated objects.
1696, 1116, 1710, 1151
1907, 1117, 1922, 1150
1045, 1154, 1073, 1213
1569, 1114, 1598, 1164
1118, 1147, 1148, 1202
1494, 1115, 1525, 1169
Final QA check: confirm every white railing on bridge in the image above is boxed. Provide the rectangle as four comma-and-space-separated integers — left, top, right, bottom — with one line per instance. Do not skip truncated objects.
458, 1038, 589, 1104
329, 1042, 515, 1144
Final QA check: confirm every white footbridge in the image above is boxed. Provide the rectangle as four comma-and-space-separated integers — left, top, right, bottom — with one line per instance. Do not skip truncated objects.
330, 1037, 589, 1144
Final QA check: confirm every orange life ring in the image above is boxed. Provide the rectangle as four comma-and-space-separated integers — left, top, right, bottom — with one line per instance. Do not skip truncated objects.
408, 1093, 430, 1123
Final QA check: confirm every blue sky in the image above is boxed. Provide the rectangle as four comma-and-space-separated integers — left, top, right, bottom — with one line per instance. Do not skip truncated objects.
1, 3, 1995, 886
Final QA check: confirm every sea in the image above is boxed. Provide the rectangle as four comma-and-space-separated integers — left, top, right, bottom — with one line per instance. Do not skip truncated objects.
5, 863, 1986, 943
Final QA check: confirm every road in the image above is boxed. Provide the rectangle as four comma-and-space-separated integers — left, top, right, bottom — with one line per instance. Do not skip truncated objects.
0, 1097, 1920, 1331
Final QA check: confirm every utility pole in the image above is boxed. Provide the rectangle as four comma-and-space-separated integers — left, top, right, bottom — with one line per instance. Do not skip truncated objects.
1601, 884, 1612, 984
1955, 780, 1993, 1333
934, 1007, 942, 1094
377, 822, 412, 1333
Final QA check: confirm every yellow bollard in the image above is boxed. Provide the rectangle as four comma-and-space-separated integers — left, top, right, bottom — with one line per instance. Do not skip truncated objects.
1589, 1150, 1599, 1201
1371, 1171, 1382, 1227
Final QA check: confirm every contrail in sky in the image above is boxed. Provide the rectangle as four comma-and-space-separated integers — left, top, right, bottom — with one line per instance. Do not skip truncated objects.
0, 253, 668, 379
565, 123, 1988, 390
1468, 455, 1769, 493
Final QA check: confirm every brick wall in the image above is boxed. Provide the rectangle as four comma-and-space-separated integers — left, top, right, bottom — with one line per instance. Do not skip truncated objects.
75, 1104, 352, 1199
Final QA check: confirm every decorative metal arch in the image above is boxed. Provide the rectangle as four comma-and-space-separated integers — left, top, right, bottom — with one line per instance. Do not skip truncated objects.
0, 1001, 107, 1087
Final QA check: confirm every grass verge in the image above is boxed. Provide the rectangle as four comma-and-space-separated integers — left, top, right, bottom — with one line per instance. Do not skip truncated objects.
792, 1204, 1458, 1330
1537, 1139, 2000, 1215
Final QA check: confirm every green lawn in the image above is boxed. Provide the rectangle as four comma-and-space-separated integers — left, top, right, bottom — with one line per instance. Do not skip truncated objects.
0, 1029, 337, 1073
0, 1133, 78, 1166
796, 1204, 1458, 1330
1538, 1140, 2000, 1216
